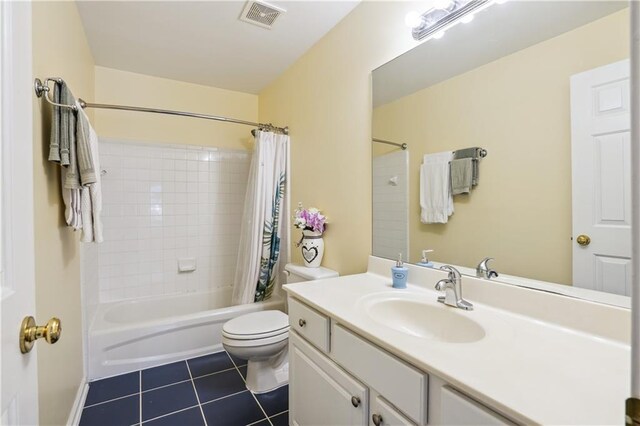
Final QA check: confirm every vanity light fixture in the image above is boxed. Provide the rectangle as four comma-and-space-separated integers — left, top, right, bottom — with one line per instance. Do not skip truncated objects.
409, 0, 497, 41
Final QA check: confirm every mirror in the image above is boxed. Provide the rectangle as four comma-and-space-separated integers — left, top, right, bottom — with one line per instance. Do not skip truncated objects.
372, 1, 630, 304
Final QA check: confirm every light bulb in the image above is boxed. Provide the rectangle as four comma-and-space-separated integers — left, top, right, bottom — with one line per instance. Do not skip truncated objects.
404, 11, 423, 28
433, 31, 445, 39
460, 14, 474, 23
433, 0, 454, 10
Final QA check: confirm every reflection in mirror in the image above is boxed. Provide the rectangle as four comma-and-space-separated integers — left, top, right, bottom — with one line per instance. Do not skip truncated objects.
372, 1, 630, 304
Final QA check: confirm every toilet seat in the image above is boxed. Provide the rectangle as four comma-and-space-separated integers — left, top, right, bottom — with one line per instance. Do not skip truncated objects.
222, 310, 289, 342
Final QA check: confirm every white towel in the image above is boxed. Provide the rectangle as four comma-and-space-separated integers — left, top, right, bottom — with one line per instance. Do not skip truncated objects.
420, 151, 453, 224
61, 168, 82, 230
76, 102, 103, 243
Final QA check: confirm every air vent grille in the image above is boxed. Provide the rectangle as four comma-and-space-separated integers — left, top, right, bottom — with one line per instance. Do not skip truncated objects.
240, 1, 285, 30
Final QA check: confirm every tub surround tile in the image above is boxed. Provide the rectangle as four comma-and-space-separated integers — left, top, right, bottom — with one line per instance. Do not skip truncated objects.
142, 361, 190, 390
187, 351, 235, 378
80, 395, 139, 426
85, 372, 140, 406
193, 368, 247, 403
256, 385, 288, 417
270, 411, 289, 426
201, 391, 266, 426
142, 381, 198, 421
143, 407, 205, 426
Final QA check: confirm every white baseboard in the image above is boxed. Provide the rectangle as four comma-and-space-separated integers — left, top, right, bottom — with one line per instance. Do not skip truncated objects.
66, 378, 88, 426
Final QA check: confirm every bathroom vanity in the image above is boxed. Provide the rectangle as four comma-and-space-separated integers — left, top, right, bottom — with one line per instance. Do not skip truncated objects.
283, 257, 630, 425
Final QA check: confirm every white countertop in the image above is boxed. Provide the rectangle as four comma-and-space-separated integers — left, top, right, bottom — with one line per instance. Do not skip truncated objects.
283, 258, 630, 425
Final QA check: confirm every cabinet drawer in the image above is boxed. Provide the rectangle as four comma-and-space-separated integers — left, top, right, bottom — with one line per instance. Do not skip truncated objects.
332, 324, 428, 425
371, 396, 417, 426
441, 386, 514, 425
288, 298, 330, 353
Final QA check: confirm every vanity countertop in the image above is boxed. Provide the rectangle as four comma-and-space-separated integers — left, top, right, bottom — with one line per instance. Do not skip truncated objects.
283, 258, 630, 425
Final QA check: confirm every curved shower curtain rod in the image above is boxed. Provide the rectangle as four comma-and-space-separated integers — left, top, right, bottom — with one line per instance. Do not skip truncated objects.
34, 77, 289, 135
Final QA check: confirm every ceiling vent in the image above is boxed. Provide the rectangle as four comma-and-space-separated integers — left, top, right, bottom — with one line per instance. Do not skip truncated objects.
239, 0, 286, 30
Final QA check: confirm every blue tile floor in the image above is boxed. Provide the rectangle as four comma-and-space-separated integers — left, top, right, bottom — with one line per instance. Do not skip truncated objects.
80, 351, 289, 426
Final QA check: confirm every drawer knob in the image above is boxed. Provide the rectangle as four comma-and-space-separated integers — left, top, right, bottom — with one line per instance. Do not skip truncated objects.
298, 318, 306, 327
372, 413, 383, 426
351, 396, 361, 407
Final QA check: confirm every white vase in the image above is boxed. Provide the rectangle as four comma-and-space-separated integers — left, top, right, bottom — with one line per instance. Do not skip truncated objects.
301, 230, 324, 268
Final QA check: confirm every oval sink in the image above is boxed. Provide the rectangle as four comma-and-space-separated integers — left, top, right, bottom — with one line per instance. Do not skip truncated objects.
363, 297, 485, 343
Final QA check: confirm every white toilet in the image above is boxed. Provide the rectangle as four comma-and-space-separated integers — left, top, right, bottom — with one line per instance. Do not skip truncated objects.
222, 263, 338, 393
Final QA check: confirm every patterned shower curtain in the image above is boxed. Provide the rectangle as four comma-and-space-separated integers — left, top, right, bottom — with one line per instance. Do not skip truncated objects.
232, 131, 290, 305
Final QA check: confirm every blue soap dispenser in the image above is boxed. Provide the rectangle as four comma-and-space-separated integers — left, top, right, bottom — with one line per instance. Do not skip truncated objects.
391, 253, 408, 289
417, 250, 435, 268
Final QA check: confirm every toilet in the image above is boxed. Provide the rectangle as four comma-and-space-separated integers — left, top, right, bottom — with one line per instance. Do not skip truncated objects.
222, 263, 338, 393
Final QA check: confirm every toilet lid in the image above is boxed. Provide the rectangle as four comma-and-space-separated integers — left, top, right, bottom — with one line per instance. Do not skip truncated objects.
222, 310, 289, 340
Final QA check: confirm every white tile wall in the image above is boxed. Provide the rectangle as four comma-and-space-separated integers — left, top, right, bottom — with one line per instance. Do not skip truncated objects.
372, 150, 409, 260
92, 139, 251, 302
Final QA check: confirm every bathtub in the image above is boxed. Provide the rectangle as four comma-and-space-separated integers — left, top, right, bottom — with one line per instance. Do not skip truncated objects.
88, 287, 285, 380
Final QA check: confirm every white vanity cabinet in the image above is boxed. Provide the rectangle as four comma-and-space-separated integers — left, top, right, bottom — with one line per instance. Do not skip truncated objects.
288, 297, 514, 426
290, 332, 369, 425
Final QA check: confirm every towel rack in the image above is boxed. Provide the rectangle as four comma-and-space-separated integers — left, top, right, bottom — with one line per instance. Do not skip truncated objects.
34, 77, 289, 135
372, 137, 408, 150
453, 147, 488, 159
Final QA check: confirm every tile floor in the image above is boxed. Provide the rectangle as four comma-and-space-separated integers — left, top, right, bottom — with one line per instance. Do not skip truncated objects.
79, 351, 288, 426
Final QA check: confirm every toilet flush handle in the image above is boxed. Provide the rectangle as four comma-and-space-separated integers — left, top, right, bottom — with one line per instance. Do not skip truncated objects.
298, 319, 306, 327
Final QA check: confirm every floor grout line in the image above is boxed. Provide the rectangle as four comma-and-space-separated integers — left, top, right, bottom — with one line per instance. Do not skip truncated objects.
199, 389, 248, 407
139, 371, 142, 425
185, 362, 209, 426
191, 364, 245, 381
140, 404, 200, 424
269, 410, 288, 419
83, 392, 140, 409
227, 351, 274, 426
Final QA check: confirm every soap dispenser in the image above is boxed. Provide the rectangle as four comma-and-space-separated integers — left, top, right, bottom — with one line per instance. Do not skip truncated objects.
417, 250, 435, 268
391, 253, 408, 289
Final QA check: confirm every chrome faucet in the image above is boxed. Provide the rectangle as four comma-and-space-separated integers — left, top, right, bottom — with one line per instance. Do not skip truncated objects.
476, 257, 498, 280
435, 265, 473, 310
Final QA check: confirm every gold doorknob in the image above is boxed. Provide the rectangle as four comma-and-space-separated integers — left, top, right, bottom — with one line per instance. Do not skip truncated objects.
20, 316, 62, 354
576, 234, 591, 246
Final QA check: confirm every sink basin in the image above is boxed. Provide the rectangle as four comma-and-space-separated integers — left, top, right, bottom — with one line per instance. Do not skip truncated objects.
360, 296, 485, 343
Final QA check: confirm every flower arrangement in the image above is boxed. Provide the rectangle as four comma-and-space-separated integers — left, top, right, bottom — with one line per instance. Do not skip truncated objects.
294, 202, 327, 234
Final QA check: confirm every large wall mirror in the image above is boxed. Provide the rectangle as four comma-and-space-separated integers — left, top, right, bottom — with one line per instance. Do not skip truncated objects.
372, 1, 630, 305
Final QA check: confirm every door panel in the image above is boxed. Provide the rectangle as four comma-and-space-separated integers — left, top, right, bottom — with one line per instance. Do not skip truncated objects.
571, 59, 631, 295
0, 2, 38, 424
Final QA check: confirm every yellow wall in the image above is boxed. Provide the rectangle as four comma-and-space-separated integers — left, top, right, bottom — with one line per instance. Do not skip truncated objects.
259, 1, 424, 274
94, 66, 258, 149
373, 9, 629, 285
32, 2, 95, 424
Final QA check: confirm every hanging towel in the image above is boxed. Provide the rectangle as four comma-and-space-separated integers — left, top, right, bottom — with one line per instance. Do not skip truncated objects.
420, 151, 454, 224
76, 101, 103, 243
451, 158, 473, 195
47, 82, 82, 229
453, 148, 479, 186
48, 81, 75, 165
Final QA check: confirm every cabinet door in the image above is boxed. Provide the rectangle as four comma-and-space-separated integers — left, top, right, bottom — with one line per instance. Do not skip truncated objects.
440, 386, 513, 425
290, 332, 368, 426
370, 396, 417, 426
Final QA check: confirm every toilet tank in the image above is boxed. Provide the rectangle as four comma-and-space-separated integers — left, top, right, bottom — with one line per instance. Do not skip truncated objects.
284, 263, 339, 283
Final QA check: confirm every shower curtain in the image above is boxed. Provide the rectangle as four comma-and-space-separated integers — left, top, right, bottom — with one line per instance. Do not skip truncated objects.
232, 131, 290, 305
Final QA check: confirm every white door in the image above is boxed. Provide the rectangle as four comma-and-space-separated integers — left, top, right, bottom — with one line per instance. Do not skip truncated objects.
0, 2, 39, 425
571, 59, 631, 296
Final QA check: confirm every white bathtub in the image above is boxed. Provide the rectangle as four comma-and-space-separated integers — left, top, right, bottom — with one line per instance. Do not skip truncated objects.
88, 287, 285, 380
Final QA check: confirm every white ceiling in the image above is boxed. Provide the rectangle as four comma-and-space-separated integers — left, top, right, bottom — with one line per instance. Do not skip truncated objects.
373, 1, 628, 107
76, 1, 359, 94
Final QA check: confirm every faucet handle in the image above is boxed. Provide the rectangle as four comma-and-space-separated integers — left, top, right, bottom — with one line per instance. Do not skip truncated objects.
439, 265, 461, 280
